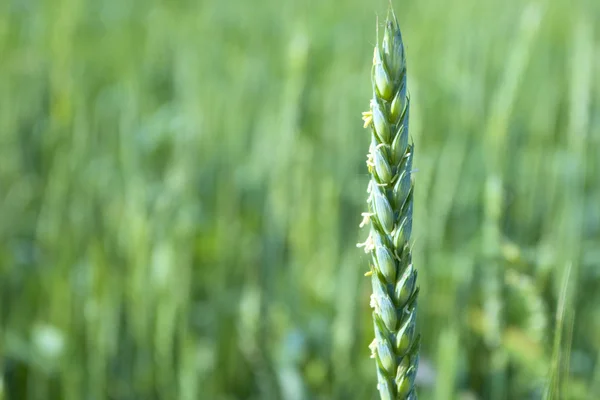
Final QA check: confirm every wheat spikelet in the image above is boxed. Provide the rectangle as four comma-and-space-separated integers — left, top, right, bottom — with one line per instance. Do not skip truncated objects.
358, 6, 419, 400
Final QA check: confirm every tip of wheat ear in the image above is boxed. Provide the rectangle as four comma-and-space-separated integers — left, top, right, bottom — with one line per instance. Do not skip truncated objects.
359, 6, 419, 400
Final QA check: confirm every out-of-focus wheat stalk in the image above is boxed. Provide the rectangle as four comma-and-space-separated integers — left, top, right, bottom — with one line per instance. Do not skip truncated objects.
358, 7, 419, 400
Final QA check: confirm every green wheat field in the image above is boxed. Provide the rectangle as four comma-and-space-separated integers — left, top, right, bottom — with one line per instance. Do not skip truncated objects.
1, 0, 600, 399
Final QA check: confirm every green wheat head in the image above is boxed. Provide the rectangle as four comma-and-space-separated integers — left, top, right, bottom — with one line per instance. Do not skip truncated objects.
358, 7, 419, 400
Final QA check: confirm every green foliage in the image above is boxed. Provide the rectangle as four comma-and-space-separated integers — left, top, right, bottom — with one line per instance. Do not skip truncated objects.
0, 0, 599, 399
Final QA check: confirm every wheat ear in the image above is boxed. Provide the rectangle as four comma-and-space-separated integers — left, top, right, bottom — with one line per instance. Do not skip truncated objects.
358, 7, 419, 400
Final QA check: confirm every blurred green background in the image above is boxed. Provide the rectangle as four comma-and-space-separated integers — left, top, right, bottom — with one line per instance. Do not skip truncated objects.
1, 0, 600, 399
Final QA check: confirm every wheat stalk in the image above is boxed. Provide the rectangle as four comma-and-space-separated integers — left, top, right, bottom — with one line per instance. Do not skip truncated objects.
357, 7, 419, 400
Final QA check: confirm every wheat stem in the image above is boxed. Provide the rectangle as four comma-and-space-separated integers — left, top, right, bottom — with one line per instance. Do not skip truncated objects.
358, 7, 419, 400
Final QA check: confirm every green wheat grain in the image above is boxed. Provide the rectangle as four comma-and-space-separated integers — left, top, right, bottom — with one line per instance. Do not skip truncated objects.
358, 7, 419, 400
